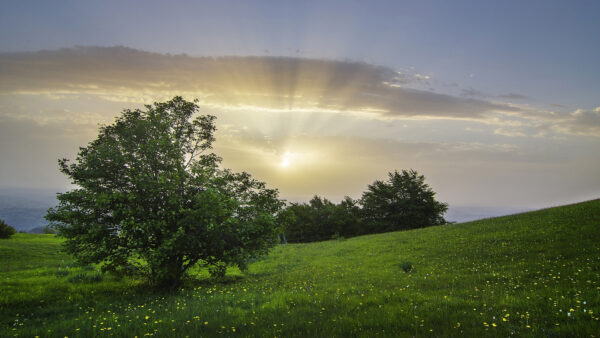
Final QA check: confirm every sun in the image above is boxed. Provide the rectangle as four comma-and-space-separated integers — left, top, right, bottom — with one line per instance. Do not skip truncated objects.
280, 151, 292, 168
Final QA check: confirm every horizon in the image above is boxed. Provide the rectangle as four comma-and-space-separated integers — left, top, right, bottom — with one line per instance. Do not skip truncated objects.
1, 1, 599, 214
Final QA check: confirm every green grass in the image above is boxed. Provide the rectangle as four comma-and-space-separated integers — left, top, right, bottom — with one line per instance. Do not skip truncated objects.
1, 200, 599, 337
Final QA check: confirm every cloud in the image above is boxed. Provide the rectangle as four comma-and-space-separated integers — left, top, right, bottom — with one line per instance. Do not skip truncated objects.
547, 108, 600, 136
503, 107, 600, 137
0, 46, 520, 121
494, 127, 526, 137
1, 46, 598, 137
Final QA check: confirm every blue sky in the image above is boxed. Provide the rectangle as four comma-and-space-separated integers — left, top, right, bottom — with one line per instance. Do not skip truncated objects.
0, 1, 599, 208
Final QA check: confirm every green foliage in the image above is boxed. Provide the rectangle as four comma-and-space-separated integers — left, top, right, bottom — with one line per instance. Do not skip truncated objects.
283, 196, 363, 243
45, 97, 283, 288
274, 207, 296, 244
0, 219, 16, 239
361, 169, 448, 233
282, 170, 446, 242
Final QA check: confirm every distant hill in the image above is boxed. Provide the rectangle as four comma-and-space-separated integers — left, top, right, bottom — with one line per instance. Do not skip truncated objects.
444, 205, 532, 223
0, 188, 59, 232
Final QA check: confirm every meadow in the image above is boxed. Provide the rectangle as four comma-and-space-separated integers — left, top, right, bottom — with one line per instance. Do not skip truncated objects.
1, 199, 599, 337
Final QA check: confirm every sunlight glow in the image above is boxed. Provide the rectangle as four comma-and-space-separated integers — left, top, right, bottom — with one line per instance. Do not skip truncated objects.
280, 151, 292, 167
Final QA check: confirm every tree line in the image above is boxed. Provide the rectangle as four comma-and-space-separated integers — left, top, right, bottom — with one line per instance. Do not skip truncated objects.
278, 169, 448, 243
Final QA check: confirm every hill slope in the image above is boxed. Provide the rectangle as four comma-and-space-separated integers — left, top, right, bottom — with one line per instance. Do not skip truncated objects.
1, 200, 599, 337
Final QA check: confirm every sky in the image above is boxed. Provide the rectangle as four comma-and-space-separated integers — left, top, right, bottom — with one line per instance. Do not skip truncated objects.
0, 0, 599, 210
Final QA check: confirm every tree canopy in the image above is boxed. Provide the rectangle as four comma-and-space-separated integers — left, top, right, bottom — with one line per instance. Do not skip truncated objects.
361, 169, 447, 233
282, 196, 362, 243
46, 97, 283, 288
280, 170, 447, 242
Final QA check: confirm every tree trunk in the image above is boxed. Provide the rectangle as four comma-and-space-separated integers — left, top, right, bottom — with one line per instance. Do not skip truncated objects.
152, 259, 184, 290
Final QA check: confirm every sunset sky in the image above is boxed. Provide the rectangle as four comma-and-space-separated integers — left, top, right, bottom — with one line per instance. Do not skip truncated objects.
1, 0, 599, 210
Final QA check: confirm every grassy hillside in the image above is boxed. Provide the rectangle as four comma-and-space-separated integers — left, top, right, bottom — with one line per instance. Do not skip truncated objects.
1, 200, 599, 337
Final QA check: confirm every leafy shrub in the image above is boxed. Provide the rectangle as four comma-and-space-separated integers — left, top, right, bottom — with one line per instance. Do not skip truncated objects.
400, 261, 414, 273
0, 219, 16, 239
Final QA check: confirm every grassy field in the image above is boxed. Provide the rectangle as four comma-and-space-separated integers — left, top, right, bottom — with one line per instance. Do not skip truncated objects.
1, 199, 599, 337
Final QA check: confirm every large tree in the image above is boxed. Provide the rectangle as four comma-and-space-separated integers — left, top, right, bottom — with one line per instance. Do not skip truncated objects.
46, 97, 283, 288
360, 169, 447, 233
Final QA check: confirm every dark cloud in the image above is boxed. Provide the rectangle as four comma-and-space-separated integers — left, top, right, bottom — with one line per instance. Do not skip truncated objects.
0, 46, 520, 120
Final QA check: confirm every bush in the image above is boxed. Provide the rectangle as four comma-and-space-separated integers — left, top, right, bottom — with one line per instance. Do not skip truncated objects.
400, 261, 414, 273
0, 219, 16, 239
